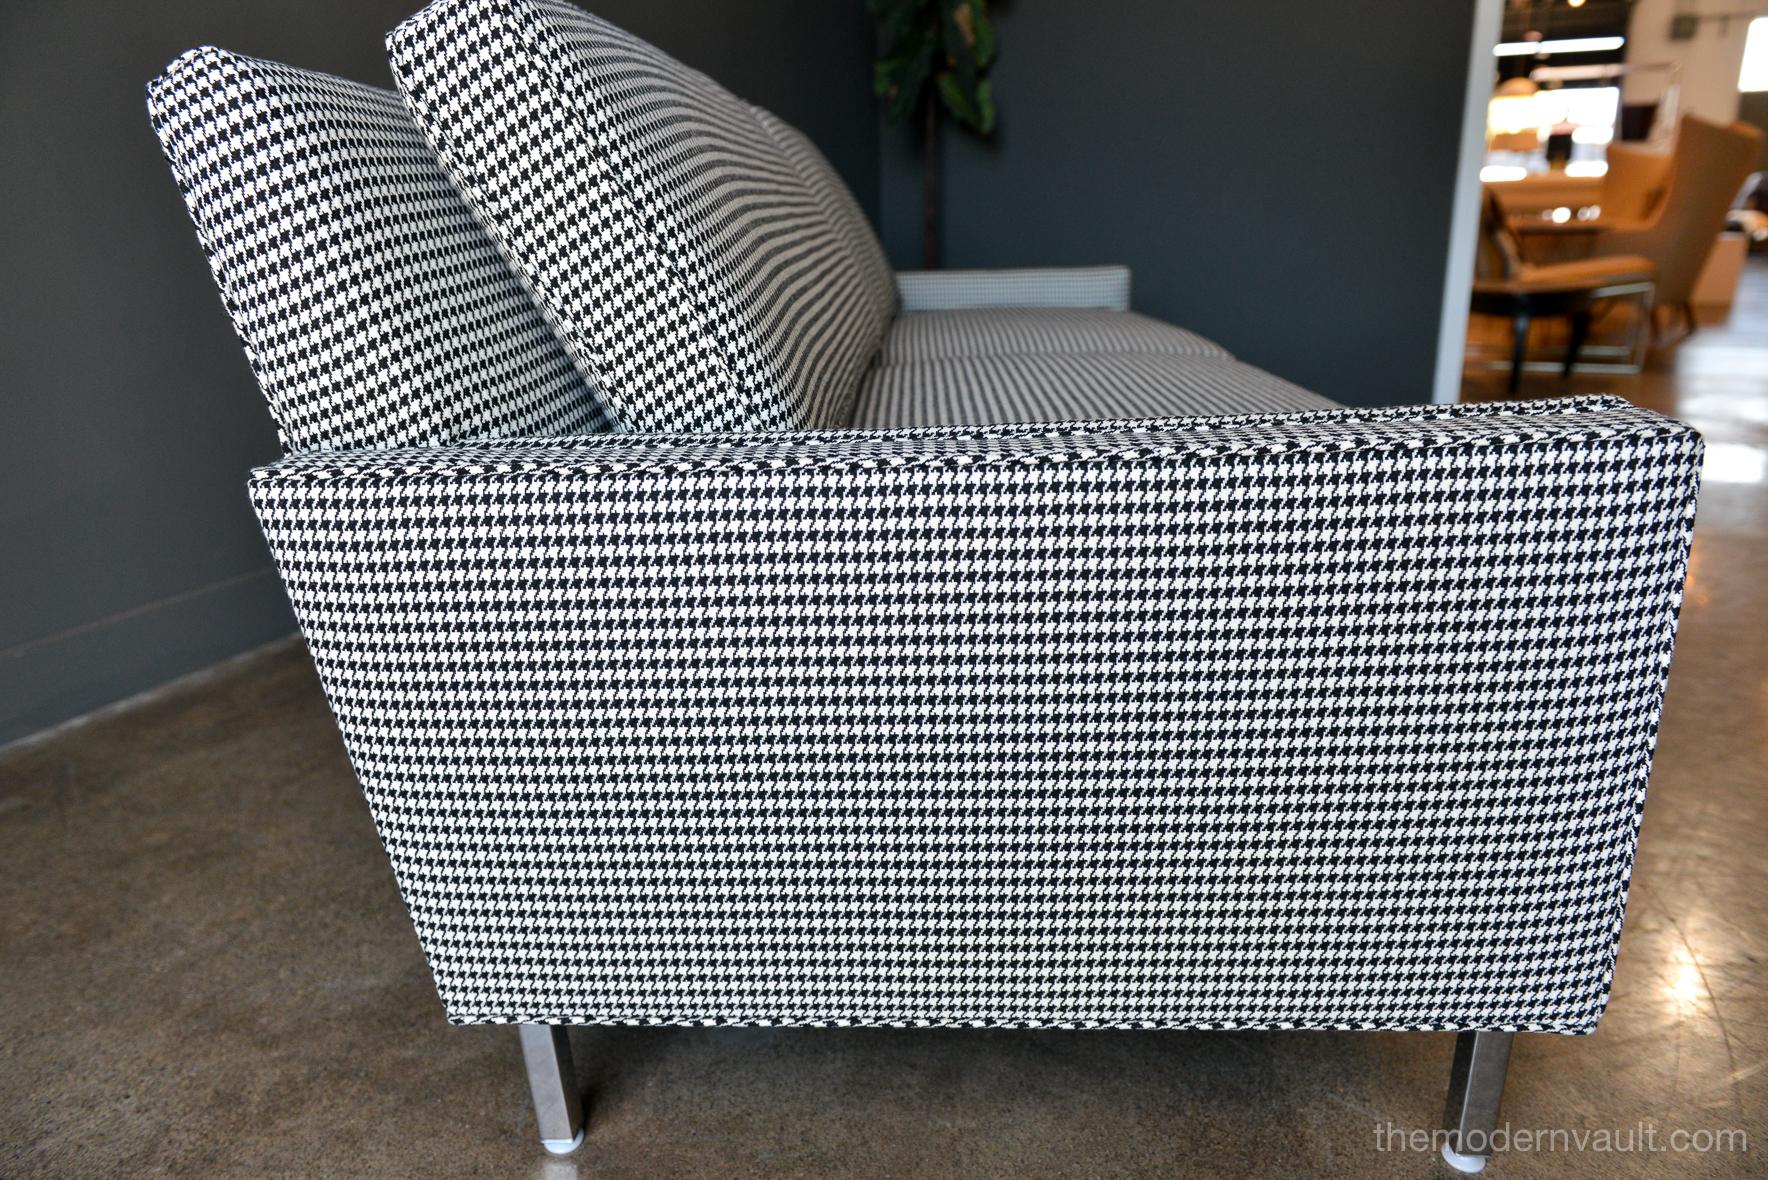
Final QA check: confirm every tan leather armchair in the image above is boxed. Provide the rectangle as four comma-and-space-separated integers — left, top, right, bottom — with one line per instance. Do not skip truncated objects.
1474, 187, 1653, 392
1591, 116, 1764, 330
1601, 142, 1673, 223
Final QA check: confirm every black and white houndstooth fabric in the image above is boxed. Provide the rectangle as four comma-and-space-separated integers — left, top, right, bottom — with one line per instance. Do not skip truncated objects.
250, 396, 1700, 1033
855, 353, 1335, 428
147, 47, 611, 452
388, 0, 892, 433
896, 266, 1134, 312
750, 104, 899, 337
878, 308, 1232, 366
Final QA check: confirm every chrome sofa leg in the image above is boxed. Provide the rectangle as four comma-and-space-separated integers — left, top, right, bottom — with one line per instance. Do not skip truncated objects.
1441, 1030, 1513, 1174
519, 1024, 585, 1154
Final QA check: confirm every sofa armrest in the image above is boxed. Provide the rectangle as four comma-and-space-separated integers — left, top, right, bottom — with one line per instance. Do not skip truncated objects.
895, 264, 1132, 311
250, 396, 1700, 1032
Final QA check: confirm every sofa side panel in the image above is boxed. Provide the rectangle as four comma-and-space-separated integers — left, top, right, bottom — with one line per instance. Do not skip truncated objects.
250, 404, 1700, 1032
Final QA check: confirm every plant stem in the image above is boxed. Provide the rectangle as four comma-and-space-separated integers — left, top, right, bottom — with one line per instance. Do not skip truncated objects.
922, 96, 938, 270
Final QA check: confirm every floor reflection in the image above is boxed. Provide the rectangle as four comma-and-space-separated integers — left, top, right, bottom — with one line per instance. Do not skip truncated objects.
533, 1156, 584, 1180
1702, 441, 1768, 484
1464, 257, 1768, 1176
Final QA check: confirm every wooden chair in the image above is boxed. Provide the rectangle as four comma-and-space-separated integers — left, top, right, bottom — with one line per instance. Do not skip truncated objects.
1472, 187, 1653, 393
1513, 116, 1763, 336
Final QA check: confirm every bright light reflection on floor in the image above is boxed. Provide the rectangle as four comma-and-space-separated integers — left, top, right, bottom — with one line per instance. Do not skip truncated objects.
1702, 442, 1768, 484
1679, 395, 1768, 426
1666, 961, 1706, 1008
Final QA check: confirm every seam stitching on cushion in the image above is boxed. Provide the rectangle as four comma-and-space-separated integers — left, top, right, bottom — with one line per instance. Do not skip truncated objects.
385, 5, 633, 423
497, 0, 754, 421
249, 419, 1698, 486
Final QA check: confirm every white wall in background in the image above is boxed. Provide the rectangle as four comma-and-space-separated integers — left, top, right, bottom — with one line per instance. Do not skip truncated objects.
1625, 0, 1768, 124
1434, 0, 1508, 404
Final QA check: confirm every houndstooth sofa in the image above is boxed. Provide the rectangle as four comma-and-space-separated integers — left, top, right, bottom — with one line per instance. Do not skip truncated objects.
147, 1, 1702, 1170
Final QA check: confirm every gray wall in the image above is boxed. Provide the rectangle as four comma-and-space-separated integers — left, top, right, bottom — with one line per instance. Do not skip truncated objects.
879, 0, 1477, 408
0, 0, 879, 746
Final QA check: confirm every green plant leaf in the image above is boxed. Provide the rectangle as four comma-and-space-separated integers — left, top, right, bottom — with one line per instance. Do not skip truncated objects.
871, 0, 931, 47
974, 78, 995, 134
970, 1, 997, 68
872, 0, 997, 138
936, 72, 979, 131
888, 41, 935, 125
873, 37, 923, 99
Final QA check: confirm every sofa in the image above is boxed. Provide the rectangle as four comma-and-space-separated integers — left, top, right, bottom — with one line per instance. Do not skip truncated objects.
147, 1, 1703, 1171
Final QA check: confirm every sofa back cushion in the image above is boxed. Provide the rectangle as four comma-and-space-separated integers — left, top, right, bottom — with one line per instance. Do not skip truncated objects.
388, 0, 893, 432
148, 47, 611, 452
750, 104, 898, 337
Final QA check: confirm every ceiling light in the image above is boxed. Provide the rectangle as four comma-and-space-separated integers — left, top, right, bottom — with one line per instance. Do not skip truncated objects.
1532, 63, 1624, 81
1494, 36, 1626, 56
1742, 18, 1768, 91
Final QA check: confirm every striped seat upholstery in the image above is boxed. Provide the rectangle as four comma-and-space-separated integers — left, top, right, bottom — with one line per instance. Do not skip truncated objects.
388, 0, 893, 432
896, 265, 1133, 311
878, 308, 1230, 366
854, 353, 1336, 429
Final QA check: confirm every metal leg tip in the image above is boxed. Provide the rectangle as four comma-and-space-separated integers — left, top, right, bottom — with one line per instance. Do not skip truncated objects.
1441, 1140, 1488, 1173
541, 1129, 585, 1155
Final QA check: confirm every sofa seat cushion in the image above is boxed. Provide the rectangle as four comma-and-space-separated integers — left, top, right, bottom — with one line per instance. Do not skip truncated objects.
853, 353, 1337, 429
389, 0, 892, 433
147, 47, 611, 452
878, 308, 1230, 366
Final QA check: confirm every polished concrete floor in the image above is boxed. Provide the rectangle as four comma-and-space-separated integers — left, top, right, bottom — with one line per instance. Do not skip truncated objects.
4, 272, 1766, 1178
